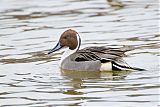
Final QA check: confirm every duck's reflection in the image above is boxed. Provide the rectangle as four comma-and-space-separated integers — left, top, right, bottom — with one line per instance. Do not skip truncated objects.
61, 69, 131, 80
61, 70, 101, 79
60, 69, 131, 93
59, 69, 131, 106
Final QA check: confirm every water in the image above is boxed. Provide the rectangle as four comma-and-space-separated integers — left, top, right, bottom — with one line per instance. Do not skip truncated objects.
0, 0, 159, 106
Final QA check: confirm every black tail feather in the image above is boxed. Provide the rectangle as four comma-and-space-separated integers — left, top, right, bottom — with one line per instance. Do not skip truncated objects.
128, 66, 146, 71
112, 61, 146, 71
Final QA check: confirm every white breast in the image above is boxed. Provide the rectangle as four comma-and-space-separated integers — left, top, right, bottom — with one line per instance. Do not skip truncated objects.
100, 62, 112, 71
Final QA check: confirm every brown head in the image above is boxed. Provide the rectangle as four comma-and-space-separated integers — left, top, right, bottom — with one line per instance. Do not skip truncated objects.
48, 29, 81, 54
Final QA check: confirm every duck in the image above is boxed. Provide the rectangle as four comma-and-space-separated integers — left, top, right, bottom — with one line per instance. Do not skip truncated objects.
48, 29, 144, 71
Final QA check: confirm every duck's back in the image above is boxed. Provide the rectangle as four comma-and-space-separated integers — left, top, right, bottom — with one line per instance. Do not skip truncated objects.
69, 46, 128, 63
61, 46, 132, 71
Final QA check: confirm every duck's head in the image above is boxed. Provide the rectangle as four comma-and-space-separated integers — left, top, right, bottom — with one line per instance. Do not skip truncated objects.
48, 29, 81, 54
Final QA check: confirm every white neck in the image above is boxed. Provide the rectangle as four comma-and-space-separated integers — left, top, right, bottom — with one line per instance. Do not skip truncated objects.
59, 34, 81, 66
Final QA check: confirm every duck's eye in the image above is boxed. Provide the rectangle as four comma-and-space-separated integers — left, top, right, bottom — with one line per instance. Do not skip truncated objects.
64, 36, 68, 39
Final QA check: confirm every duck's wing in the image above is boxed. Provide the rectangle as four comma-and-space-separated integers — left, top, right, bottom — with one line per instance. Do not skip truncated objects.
80, 46, 127, 59
70, 48, 130, 70
72, 46, 128, 64
71, 50, 101, 62
71, 46, 144, 71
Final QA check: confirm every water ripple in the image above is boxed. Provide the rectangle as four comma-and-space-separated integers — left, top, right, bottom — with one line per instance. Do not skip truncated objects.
0, 0, 159, 107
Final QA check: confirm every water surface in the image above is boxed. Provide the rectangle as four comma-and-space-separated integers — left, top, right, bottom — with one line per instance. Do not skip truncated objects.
0, 0, 159, 107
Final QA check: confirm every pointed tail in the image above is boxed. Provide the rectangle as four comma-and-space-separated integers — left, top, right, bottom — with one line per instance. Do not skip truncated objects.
112, 61, 146, 71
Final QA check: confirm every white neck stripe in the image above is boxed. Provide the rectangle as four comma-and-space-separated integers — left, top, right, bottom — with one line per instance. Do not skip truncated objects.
59, 33, 81, 66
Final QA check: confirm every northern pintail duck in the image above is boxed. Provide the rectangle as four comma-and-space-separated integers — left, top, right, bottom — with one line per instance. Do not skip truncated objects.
48, 29, 144, 71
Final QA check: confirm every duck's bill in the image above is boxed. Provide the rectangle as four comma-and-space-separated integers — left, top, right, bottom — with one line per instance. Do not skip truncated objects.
48, 42, 63, 54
